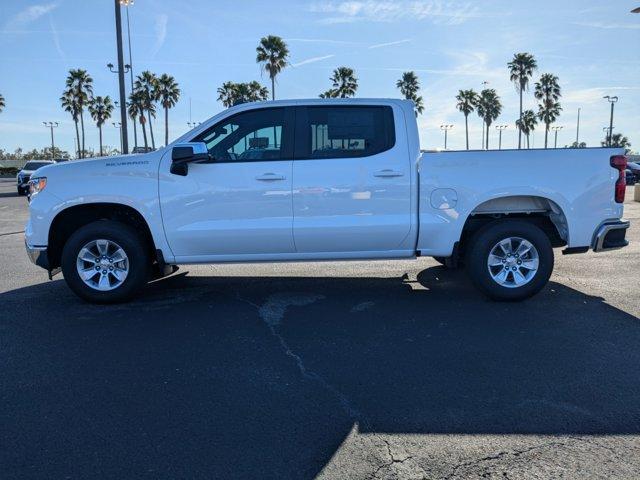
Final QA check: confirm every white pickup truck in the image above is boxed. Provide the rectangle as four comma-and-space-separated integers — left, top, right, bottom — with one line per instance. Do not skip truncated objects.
25, 99, 630, 303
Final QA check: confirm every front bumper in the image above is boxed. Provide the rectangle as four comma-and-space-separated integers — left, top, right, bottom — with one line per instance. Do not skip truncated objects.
25, 242, 50, 270
592, 220, 630, 252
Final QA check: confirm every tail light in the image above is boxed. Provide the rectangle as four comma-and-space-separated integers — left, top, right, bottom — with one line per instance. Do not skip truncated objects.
610, 155, 627, 203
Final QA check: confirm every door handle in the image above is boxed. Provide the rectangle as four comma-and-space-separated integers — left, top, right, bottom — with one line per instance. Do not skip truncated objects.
374, 169, 404, 178
255, 173, 286, 181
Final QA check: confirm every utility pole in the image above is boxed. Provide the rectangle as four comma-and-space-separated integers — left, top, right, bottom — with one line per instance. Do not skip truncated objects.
575, 107, 581, 145
603, 96, 618, 147
440, 124, 453, 150
551, 126, 563, 148
121, 0, 137, 149
114, 0, 129, 154
43, 122, 59, 159
495, 125, 508, 150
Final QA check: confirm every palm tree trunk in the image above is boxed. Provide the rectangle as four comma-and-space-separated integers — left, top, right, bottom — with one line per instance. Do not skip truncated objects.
74, 119, 81, 159
485, 121, 490, 149
99, 124, 103, 156
518, 89, 523, 149
140, 116, 148, 149
164, 106, 169, 146
147, 110, 155, 149
271, 76, 275, 101
79, 110, 86, 158
526, 133, 530, 149
464, 114, 469, 150
544, 123, 549, 148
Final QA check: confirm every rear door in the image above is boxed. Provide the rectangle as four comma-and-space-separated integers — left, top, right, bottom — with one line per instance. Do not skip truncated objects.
291, 104, 412, 254
159, 106, 296, 259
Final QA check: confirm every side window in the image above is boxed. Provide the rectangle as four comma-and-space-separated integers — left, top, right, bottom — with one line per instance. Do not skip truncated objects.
299, 106, 395, 159
195, 108, 288, 162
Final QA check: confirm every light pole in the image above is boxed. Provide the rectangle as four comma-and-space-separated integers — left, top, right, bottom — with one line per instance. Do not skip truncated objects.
575, 107, 581, 146
440, 124, 453, 150
495, 125, 508, 150
113, 0, 129, 154
603, 95, 618, 147
120, 0, 137, 149
113, 122, 123, 153
603, 126, 613, 145
551, 126, 563, 148
43, 122, 59, 159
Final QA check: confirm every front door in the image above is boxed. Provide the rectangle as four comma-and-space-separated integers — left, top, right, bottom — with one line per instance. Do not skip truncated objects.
159, 107, 295, 260
292, 105, 412, 254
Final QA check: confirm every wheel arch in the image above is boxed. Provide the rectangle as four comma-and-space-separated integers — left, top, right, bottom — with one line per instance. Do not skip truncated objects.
48, 203, 157, 270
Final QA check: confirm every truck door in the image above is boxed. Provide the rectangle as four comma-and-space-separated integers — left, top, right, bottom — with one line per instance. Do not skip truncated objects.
291, 105, 412, 254
159, 107, 295, 260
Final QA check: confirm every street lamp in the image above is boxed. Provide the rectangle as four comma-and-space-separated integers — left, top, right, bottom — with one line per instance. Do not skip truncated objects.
113, 122, 123, 152
603, 95, 618, 147
42, 122, 59, 160
113, 0, 129, 154
551, 126, 563, 148
495, 125, 508, 150
440, 124, 453, 150
119, 0, 137, 149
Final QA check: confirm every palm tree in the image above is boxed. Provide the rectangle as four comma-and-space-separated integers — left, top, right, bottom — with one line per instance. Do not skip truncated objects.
217, 81, 269, 107
534, 73, 562, 148
65, 69, 93, 157
128, 90, 148, 150
135, 71, 158, 149
602, 133, 631, 149
515, 109, 538, 148
154, 74, 180, 146
396, 71, 424, 115
476, 89, 502, 149
60, 89, 81, 158
456, 89, 478, 150
321, 67, 358, 98
0, 93, 5, 113
508, 53, 537, 149
88, 95, 114, 156
256, 35, 289, 101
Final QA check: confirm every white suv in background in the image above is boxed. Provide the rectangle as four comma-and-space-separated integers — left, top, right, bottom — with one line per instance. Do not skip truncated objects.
16, 160, 56, 195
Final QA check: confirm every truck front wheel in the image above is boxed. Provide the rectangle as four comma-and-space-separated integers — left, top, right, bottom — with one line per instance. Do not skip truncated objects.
466, 220, 554, 301
61, 220, 150, 303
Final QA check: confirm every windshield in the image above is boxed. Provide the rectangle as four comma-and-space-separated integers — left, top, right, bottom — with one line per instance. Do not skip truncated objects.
23, 161, 51, 170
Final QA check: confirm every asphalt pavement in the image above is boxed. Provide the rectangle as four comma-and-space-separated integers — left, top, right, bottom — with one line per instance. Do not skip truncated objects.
1, 177, 639, 479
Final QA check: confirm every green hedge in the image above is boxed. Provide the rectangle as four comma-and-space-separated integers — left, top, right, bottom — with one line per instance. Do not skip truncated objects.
0, 167, 19, 176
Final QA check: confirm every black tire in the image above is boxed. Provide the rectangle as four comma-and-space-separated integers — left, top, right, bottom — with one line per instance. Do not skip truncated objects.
466, 220, 553, 301
17, 187, 26, 196
61, 220, 150, 304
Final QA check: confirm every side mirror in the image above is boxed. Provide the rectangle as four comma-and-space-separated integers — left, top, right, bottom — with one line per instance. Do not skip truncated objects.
170, 142, 210, 176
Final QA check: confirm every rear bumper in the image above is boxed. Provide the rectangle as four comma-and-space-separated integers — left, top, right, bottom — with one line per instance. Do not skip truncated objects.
592, 220, 630, 252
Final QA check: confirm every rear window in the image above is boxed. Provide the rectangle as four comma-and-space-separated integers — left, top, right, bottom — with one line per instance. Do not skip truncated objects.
298, 106, 395, 159
24, 161, 51, 170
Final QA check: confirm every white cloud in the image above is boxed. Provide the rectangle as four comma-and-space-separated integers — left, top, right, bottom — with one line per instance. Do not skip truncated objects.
150, 14, 168, 58
291, 54, 335, 67
368, 39, 410, 49
563, 86, 640, 105
310, 1, 484, 26
573, 21, 640, 30
2, 2, 57, 32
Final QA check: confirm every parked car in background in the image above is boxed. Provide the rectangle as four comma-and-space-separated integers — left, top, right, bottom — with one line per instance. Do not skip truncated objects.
626, 161, 640, 182
626, 169, 637, 186
25, 99, 630, 303
131, 147, 155, 154
16, 160, 56, 195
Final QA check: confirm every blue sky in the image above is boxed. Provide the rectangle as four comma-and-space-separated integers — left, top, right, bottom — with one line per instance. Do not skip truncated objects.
0, 0, 638, 153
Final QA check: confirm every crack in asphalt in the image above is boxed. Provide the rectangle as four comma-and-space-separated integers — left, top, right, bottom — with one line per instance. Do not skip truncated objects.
441, 441, 568, 480
0, 230, 24, 237
369, 439, 415, 479
234, 290, 367, 425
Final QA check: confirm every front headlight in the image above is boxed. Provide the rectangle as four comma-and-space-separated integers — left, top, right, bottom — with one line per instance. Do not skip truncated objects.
28, 177, 47, 196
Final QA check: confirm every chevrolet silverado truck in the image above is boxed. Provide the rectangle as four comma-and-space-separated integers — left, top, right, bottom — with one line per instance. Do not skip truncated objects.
25, 99, 630, 303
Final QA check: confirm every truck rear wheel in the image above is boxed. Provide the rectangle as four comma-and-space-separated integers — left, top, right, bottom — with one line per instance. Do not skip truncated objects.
466, 220, 553, 301
61, 220, 150, 304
